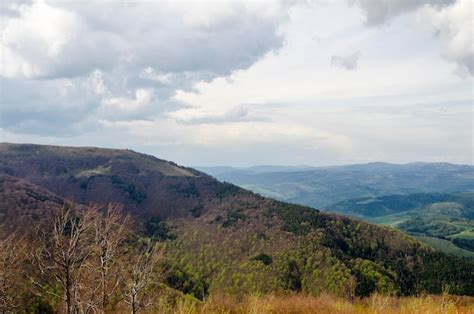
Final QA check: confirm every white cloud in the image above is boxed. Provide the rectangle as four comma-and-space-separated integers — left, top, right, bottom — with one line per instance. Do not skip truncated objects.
415, 0, 473, 75
98, 89, 154, 121
351, 0, 473, 76
0, 1, 108, 79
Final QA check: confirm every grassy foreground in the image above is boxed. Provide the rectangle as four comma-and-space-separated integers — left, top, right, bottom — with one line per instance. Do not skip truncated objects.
160, 293, 474, 314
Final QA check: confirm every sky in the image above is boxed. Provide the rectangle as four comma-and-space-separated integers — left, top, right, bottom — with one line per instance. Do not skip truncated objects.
0, 0, 472, 167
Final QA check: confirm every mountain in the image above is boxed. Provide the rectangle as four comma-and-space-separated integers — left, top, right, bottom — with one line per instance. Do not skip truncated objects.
0, 143, 241, 220
198, 163, 474, 208
1, 143, 473, 298
327, 192, 474, 257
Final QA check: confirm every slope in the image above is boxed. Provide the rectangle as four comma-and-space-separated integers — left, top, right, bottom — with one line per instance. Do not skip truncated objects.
0, 143, 473, 298
0, 173, 65, 232
0, 143, 241, 220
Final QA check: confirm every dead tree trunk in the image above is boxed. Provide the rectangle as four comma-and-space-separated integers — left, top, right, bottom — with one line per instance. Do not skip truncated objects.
124, 242, 163, 314
35, 205, 97, 314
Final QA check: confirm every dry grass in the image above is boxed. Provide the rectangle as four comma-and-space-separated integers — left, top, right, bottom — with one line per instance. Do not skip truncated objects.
162, 293, 474, 314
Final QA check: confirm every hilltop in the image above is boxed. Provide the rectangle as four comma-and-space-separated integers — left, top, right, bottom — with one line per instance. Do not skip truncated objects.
0, 143, 240, 220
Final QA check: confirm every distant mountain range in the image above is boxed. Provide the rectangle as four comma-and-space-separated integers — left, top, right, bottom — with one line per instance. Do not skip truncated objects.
198, 163, 474, 208
1, 143, 473, 298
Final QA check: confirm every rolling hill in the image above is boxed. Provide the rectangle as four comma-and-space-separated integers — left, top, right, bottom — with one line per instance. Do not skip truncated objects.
198, 163, 474, 208
1, 143, 473, 301
328, 192, 474, 257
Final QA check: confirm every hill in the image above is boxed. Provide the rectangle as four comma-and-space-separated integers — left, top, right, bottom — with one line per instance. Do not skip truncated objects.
0, 143, 241, 220
327, 192, 474, 257
198, 163, 474, 208
328, 192, 474, 219
0, 143, 473, 304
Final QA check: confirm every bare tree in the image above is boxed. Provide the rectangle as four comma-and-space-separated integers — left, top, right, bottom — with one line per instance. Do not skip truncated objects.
124, 242, 164, 314
91, 203, 130, 313
34, 205, 97, 314
0, 229, 27, 313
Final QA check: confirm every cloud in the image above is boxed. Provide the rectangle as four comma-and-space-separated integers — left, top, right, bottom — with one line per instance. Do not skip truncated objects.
351, 0, 472, 76
331, 51, 361, 70
98, 89, 154, 121
97, 89, 191, 122
1, 0, 471, 166
350, 0, 454, 26
175, 104, 269, 125
415, 1, 473, 76
0, 76, 101, 136
0, 1, 286, 80
0, 0, 289, 135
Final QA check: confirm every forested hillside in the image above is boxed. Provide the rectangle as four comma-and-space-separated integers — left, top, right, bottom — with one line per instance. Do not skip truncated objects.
1, 143, 473, 312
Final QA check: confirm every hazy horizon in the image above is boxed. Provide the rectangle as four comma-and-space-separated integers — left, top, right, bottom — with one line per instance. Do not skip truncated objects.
194, 161, 474, 168
2, 141, 473, 168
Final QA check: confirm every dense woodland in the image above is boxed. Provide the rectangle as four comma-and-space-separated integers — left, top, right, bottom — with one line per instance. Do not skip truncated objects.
2, 202, 474, 313
0, 143, 473, 313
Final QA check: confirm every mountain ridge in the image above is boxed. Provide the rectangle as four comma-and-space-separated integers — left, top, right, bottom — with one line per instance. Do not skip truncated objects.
198, 162, 474, 208
198, 161, 474, 173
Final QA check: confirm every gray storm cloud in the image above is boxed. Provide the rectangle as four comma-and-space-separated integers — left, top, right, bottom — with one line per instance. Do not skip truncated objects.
0, 1, 289, 135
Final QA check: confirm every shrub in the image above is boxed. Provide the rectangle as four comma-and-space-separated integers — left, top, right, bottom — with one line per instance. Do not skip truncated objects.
252, 253, 273, 266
